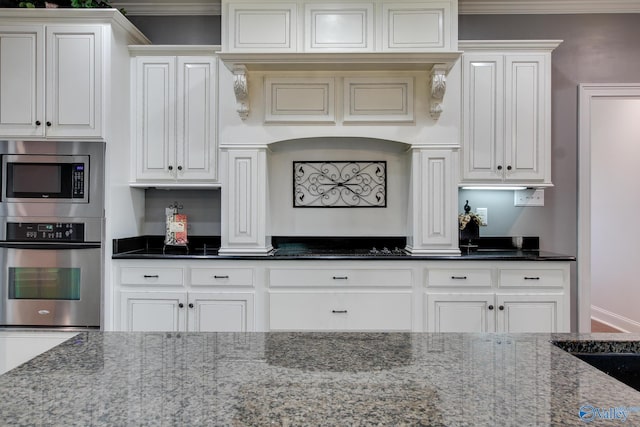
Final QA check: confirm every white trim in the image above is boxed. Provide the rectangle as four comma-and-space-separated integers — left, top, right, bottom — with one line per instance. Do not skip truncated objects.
459, 40, 563, 51
577, 83, 640, 333
109, 0, 640, 16
110, 1, 222, 16
591, 305, 640, 333
459, 0, 640, 15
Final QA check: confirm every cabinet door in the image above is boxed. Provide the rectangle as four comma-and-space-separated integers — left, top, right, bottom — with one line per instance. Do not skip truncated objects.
462, 54, 504, 182
45, 25, 102, 139
188, 292, 254, 332
496, 293, 564, 333
426, 293, 495, 332
134, 56, 176, 181
120, 291, 186, 332
0, 26, 44, 137
504, 54, 546, 182
176, 57, 217, 181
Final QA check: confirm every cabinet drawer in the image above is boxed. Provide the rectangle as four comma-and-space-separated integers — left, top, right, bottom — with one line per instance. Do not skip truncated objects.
190, 268, 254, 287
269, 291, 412, 331
269, 268, 412, 287
426, 268, 492, 288
120, 267, 183, 286
499, 269, 565, 288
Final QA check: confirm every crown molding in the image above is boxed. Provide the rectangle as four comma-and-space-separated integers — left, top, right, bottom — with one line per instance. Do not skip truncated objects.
110, 1, 222, 16
458, 0, 640, 14
110, 0, 640, 16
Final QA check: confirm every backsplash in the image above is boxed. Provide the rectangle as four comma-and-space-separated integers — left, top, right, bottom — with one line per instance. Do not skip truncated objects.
142, 189, 221, 236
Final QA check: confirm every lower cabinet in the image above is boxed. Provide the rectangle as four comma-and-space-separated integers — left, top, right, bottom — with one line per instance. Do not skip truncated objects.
114, 261, 255, 332
120, 291, 254, 332
426, 293, 565, 333
269, 291, 412, 331
425, 261, 570, 333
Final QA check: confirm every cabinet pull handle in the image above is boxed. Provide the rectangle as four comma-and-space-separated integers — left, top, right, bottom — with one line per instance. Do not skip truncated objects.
451, 276, 467, 280
331, 310, 348, 314
488, 305, 494, 310
143, 275, 159, 278
499, 305, 505, 311
178, 303, 184, 308
524, 277, 540, 280
214, 275, 229, 279
188, 303, 194, 308
332, 276, 348, 280
35, 120, 41, 126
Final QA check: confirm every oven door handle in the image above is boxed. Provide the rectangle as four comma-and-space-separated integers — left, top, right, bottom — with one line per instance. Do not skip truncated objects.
0, 242, 101, 250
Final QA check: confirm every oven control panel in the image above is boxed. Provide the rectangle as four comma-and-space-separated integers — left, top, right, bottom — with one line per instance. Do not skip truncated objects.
6, 222, 85, 242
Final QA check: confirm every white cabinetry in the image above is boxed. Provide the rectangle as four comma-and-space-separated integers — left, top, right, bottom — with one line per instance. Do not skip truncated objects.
115, 261, 255, 332
130, 46, 219, 186
268, 263, 413, 331
459, 41, 561, 187
425, 261, 570, 332
0, 10, 148, 141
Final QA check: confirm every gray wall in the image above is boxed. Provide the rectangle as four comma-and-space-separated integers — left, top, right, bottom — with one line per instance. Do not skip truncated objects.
127, 16, 221, 45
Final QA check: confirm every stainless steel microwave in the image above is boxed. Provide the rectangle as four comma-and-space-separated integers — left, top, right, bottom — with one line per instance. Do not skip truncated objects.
0, 141, 105, 218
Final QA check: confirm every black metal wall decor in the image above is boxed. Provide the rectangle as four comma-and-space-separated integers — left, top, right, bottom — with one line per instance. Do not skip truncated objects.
293, 161, 387, 208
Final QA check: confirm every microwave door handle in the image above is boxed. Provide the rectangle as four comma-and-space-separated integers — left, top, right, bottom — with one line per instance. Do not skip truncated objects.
0, 242, 101, 250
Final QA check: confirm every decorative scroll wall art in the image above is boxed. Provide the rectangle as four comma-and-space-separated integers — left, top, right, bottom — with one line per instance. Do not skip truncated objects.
293, 161, 387, 208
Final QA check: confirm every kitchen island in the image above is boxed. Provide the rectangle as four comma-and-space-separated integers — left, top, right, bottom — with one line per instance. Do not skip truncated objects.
1, 332, 639, 426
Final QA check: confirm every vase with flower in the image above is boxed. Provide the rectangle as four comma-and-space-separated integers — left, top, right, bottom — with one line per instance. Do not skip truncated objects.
458, 200, 481, 251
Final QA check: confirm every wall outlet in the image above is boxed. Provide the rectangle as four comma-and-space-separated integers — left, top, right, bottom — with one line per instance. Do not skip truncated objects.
475, 207, 488, 226
514, 189, 545, 207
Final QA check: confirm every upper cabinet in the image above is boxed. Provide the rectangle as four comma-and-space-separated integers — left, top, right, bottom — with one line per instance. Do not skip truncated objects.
129, 46, 219, 187
0, 10, 148, 141
223, 0, 457, 53
459, 40, 562, 187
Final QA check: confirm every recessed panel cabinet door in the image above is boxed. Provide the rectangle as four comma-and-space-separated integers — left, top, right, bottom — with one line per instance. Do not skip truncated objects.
0, 26, 44, 137
176, 57, 217, 181
46, 25, 102, 139
120, 291, 185, 332
188, 292, 254, 332
134, 56, 176, 181
426, 293, 495, 332
496, 293, 563, 333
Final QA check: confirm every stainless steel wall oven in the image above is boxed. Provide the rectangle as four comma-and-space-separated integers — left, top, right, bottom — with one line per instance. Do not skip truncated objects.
0, 141, 105, 328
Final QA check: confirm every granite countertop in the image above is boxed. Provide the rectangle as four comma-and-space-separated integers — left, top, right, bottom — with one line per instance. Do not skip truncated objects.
112, 236, 575, 261
0, 332, 638, 426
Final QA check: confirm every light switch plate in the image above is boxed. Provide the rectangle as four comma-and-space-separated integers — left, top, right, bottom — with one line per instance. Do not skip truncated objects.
475, 207, 488, 226
514, 189, 545, 207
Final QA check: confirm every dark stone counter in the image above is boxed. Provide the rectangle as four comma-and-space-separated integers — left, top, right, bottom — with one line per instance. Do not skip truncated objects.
112, 235, 575, 261
0, 332, 638, 425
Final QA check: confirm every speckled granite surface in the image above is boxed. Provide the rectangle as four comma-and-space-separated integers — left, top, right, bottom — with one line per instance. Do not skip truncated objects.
1, 332, 639, 426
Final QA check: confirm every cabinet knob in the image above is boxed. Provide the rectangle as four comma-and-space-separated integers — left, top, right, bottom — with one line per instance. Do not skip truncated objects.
506, 165, 512, 171
178, 303, 184, 308
168, 165, 173, 171
177, 166, 183, 171
46, 121, 51, 127
35, 120, 41, 126
488, 305, 494, 310
188, 303, 194, 308
497, 165, 503, 171
499, 305, 505, 311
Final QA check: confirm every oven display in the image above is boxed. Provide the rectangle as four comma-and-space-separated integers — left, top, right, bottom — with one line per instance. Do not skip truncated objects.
6, 222, 85, 242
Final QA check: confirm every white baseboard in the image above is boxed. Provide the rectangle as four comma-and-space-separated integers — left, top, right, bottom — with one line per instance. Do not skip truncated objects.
591, 305, 640, 333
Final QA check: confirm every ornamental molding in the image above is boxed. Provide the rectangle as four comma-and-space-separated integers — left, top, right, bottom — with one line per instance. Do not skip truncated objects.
109, 0, 640, 16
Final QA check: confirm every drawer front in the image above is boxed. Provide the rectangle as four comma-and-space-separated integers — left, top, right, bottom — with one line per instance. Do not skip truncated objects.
269, 291, 412, 331
120, 267, 183, 286
426, 269, 492, 288
190, 268, 254, 287
269, 268, 412, 287
499, 269, 566, 288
